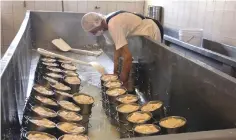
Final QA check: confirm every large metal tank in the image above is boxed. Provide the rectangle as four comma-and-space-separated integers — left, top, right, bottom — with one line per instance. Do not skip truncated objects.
1, 11, 236, 140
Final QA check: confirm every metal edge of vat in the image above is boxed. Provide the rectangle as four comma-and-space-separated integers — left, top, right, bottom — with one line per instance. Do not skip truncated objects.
202, 39, 236, 58
1, 10, 32, 140
99, 33, 236, 139
120, 37, 236, 140
99, 35, 236, 139
123, 128, 236, 140
0, 11, 31, 76
144, 36, 236, 87
164, 35, 236, 68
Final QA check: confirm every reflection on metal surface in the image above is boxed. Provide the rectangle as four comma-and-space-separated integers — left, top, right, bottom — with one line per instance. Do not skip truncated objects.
99, 34, 236, 133
26, 50, 40, 98
1, 11, 32, 140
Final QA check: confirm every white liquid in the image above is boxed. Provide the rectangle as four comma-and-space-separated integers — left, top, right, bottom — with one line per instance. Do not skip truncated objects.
89, 62, 107, 75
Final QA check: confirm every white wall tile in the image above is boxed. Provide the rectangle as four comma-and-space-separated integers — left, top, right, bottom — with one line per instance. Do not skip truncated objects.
165, 11, 171, 25
196, 0, 206, 28
221, 10, 235, 37
87, 1, 99, 12
77, 1, 87, 13
176, 3, 184, 27
12, 1, 25, 13
87, 1, 109, 13
145, 0, 236, 46
1, 0, 235, 49
12, 1, 27, 33
13, 10, 25, 22
135, 1, 144, 14
171, 2, 179, 28
189, 1, 199, 28
116, 2, 125, 11
146, 0, 164, 6
1, 35, 3, 47
143, 1, 148, 16
2, 1, 13, 14
126, 2, 136, 12
25, 1, 35, 10
57, 1, 62, 11
14, 20, 22, 33
1, 13, 14, 30
181, 1, 187, 27
116, 2, 133, 12
96, 1, 108, 14
198, 0, 207, 11
214, 0, 225, 11
222, 37, 236, 46
34, 1, 46, 11
233, 11, 236, 39
45, 1, 61, 11
12, 2, 25, 23
2, 29, 14, 46
211, 10, 224, 35
186, 9, 193, 27
203, 11, 214, 34
64, 1, 78, 12
206, 0, 215, 11
224, 1, 236, 11
166, 0, 173, 12
1, 45, 10, 55
106, 2, 117, 14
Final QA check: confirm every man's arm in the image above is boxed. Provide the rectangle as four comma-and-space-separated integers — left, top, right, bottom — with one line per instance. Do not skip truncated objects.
108, 19, 131, 79
114, 49, 121, 75
119, 45, 132, 87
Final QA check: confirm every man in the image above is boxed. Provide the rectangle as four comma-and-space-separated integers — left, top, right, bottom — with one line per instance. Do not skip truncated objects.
81, 11, 163, 88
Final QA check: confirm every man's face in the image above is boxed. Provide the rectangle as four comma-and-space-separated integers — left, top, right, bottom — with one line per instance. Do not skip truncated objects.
90, 25, 104, 35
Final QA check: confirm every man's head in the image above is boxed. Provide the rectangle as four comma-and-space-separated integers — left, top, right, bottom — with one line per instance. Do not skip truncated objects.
81, 12, 107, 36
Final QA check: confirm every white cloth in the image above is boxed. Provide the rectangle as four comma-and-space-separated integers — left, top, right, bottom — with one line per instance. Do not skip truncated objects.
106, 13, 161, 50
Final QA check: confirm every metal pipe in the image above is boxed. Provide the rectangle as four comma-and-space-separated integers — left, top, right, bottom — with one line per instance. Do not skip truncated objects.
61, 0, 64, 12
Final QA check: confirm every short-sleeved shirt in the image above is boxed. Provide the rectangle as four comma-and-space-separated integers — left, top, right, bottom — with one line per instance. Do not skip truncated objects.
106, 13, 161, 50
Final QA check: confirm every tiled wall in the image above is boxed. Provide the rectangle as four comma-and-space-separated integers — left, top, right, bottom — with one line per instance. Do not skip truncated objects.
1, 0, 144, 55
145, 0, 236, 47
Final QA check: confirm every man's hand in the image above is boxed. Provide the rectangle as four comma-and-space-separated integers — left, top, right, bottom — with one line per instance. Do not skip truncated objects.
113, 45, 132, 88
119, 45, 132, 88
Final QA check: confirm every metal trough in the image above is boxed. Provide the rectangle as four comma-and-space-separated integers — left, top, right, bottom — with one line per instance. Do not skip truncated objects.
1, 11, 236, 140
